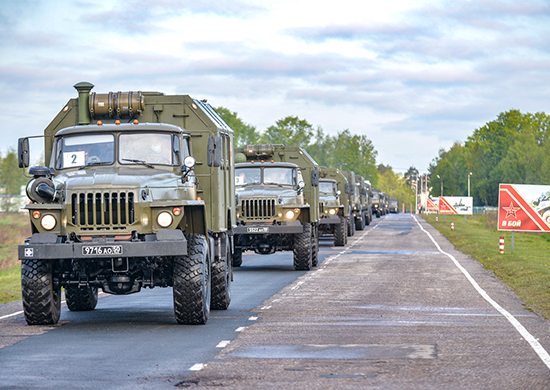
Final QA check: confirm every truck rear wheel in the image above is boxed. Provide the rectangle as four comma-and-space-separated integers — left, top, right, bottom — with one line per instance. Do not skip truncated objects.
334, 216, 347, 246
355, 213, 365, 231
65, 286, 98, 311
365, 211, 371, 226
348, 215, 355, 236
311, 224, 319, 267
232, 247, 243, 267
21, 258, 61, 325
173, 234, 211, 325
211, 239, 231, 310
293, 222, 312, 270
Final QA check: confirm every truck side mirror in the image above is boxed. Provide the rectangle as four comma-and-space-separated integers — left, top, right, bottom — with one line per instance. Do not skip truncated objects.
207, 136, 222, 167
18, 138, 29, 168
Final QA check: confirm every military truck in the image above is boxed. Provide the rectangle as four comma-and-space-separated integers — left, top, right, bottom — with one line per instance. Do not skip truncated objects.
355, 175, 372, 230
343, 171, 362, 236
233, 144, 320, 270
17, 82, 235, 325
318, 168, 348, 246
389, 198, 399, 213
381, 192, 389, 215
371, 188, 382, 218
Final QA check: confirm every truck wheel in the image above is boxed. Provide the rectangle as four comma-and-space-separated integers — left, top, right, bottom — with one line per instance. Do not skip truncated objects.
311, 224, 319, 267
173, 234, 211, 325
348, 215, 355, 236
334, 216, 347, 246
355, 213, 366, 231
376, 210, 380, 218
365, 212, 371, 226
65, 286, 98, 311
293, 222, 312, 270
21, 258, 61, 325
211, 240, 231, 310
232, 247, 243, 267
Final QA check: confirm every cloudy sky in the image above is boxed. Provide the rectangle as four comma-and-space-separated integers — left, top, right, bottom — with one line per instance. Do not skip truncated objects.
1, 0, 550, 173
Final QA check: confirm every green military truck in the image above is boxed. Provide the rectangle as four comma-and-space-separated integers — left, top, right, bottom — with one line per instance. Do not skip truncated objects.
17, 82, 235, 325
371, 188, 382, 218
318, 168, 348, 246
342, 171, 362, 236
389, 198, 399, 213
354, 175, 372, 230
381, 192, 389, 215
233, 144, 320, 270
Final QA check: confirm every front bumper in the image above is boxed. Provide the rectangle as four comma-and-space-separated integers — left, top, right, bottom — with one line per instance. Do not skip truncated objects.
234, 220, 304, 235
19, 230, 187, 260
319, 215, 341, 225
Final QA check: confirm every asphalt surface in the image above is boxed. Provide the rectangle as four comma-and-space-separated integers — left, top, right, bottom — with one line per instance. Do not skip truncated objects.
2, 214, 550, 389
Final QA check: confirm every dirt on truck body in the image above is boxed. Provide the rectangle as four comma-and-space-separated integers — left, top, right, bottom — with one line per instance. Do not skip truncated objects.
233, 144, 320, 270
17, 82, 235, 325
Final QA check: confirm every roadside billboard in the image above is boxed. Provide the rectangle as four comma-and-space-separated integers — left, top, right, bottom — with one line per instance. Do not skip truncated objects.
426, 198, 438, 213
438, 196, 473, 215
498, 184, 550, 232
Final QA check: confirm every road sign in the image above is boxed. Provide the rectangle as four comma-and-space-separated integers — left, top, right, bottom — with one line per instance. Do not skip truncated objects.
426, 198, 438, 213
498, 184, 550, 232
438, 196, 473, 215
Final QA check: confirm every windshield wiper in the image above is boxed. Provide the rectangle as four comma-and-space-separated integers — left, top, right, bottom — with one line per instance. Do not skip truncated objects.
79, 161, 111, 170
122, 159, 155, 169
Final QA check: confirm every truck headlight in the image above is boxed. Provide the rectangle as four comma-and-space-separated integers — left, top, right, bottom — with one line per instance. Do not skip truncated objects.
285, 210, 295, 220
41, 214, 57, 230
157, 211, 173, 228
329, 208, 337, 215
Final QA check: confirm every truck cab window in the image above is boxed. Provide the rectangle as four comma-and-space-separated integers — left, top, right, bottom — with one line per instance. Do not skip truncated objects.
57, 134, 114, 169
120, 133, 174, 165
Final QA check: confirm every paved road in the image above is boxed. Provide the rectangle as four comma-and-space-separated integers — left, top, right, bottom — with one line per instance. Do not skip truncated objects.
1, 214, 550, 389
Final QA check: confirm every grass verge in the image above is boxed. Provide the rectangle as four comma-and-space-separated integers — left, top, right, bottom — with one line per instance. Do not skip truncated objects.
422, 213, 550, 319
0, 266, 21, 305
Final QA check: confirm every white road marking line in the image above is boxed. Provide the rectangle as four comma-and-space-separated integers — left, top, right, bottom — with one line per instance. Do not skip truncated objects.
216, 340, 230, 348
235, 327, 246, 332
413, 215, 550, 370
0, 311, 24, 320
189, 363, 207, 371
248, 316, 258, 321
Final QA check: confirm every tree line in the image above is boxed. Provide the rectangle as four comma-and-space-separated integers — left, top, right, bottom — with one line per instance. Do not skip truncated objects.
216, 107, 417, 208
428, 109, 550, 206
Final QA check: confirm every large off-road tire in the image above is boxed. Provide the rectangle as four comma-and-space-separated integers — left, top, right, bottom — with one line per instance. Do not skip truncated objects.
173, 234, 211, 325
355, 212, 366, 231
21, 258, 61, 325
311, 224, 319, 267
211, 238, 231, 310
347, 214, 355, 236
334, 216, 347, 246
232, 247, 243, 267
365, 211, 371, 226
376, 210, 381, 218
65, 286, 98, 311
293, 222, 312, 270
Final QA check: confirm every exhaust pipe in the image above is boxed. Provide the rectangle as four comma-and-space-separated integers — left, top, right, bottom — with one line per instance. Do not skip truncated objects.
73, 81, 94, 125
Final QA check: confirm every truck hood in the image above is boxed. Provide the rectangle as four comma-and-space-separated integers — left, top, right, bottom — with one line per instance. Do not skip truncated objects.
53, 168, 193, 201
236, 185, 302, 205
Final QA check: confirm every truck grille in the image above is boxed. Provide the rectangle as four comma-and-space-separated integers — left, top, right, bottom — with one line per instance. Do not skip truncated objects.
241, 199, 276, 219
71, 192, 135, 230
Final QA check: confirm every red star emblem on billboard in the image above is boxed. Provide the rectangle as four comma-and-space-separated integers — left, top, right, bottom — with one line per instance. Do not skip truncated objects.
502, 202, 521, 218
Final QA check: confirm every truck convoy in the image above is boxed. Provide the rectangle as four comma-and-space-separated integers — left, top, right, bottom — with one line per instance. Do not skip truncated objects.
371, 188, 382, 218
353, 174, 372, 230
17, 82, 235, 325
232, 144, 320, 270
318, 167, 348, 246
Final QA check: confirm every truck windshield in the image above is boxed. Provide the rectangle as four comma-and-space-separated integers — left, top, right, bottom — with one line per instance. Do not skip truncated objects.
119, 133, 174, 165
235, 167, 261, 185
319, 181, 336, 194
264, 167, 295, 186
57, 134, 114, 169
372, 193, 379, 200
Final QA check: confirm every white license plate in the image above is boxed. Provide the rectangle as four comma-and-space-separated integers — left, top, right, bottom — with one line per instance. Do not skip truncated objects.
82, 245, 123, 256
247, 227, 269, 233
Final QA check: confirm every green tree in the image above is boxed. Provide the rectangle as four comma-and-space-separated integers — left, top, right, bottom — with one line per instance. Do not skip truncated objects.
377, 168, 416, 207
215, 107, 260, 147
0, 148, 28, 212
428, 143, 468, 199
260, 116, 314, 148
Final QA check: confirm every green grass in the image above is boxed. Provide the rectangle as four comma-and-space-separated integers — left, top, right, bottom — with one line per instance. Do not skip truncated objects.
0, 265, 21, 305
422, 213, 550, 319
